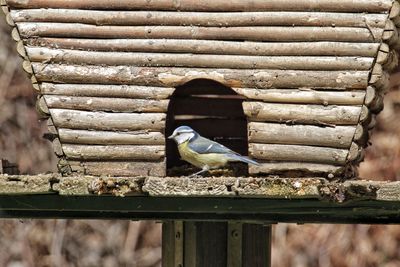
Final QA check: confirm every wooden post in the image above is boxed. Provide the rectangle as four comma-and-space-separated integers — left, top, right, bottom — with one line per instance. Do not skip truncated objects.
162, 221, 271, 267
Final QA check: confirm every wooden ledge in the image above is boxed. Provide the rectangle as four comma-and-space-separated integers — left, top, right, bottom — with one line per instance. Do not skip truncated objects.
1, 174, 400, 223
0, 174, 398, 202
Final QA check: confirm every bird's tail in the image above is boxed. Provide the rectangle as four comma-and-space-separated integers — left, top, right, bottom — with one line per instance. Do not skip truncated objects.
227, 154, 260, 166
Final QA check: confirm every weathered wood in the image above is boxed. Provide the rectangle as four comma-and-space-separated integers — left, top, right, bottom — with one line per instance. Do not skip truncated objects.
69, 161, 166, 176
40, 83, 174, 99
243, 102, 362, 125
11, 27, 20, 41
376, 43, 389, 65
11, 9, 388, 28
50, 109, 166, 131
369, 64, 390, 90
54, 176, 146, 195
0, 174, 54, 194
27, 38, 381, 57
44, 95, 169, 113
248, 122, 355, 148
249, 162, 343, 176
383, 49, 399, 71
234, 88, 366, 105
63, 144, 165, 160
353, 124, 369, 146
143, 177, 323, 198
364, 86, 377, 106
347, 142, 363, 162
6, 0, 393, 12
249, 143, 348, 164
383, 20, 400, 47
17, 23, 382, 42
27, 47, 373, 70
59, 129, 165, 145
35, 96, 50, 117
52, 138, 64, 156
391, 2, 400, 27
171, 96, 244, 117
32, 64, 369, 89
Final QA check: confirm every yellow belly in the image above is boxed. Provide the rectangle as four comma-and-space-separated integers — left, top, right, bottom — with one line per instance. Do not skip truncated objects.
178, 141, 229, 169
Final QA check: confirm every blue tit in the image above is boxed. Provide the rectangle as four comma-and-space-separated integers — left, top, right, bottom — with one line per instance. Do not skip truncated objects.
168, 126, 259, 176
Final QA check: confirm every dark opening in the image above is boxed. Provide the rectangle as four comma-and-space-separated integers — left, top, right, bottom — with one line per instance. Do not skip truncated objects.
166, 79, 248, 176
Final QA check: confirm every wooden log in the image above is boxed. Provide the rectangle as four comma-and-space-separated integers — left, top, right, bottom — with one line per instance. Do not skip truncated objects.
243, 102, 362, 125
58, 129, 165, 145
249, 143, 348, 164
383, 20, 400, 47
369, 64, 390, 90
27, 38, 381, 57
44, 95, 169, 113
11, 27, 20, 41
364, 86, 377, 106
233, 89, 366, 105
353, 124, 368, 146
11, 9, 388, 28
35, 96, 50, 117
32, 64, 369, 89
17, 23, 382, 42
49, 109, 166, 131
171, 97, 244, 117
249, 162, 344, 176
383, 50, 399, 71
52, 138, 64, 156
347, 142, 363, 162
391, 1, 400, 27
69, 160, 166, 176
6, 0, 393, 12
40, 83, 174, 99
248, 122, 355, 148
376, 43, 389, 65
26, 47, 374, 70
62, 144, 165, 160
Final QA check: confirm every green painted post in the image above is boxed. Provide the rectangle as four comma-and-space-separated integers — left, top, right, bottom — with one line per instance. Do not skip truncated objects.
162, 221, 271, 267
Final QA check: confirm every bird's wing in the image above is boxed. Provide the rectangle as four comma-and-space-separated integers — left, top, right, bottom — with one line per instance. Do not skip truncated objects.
188, 136, 238, 154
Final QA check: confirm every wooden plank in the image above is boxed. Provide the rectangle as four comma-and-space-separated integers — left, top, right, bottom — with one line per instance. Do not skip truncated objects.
58, 129, 165, 145
69, 161, 166, 176
248, 122, 356, 148
50, 109, 166, 131
170, 118, 248, 138
249, 143, 348, 164
17, 23, 382, 42
0, 174, 54, 194
32, 64, 369, 89
170, 96, 244, 117
44, 95, 169, 113
27, 38, 381, 57
234, 88, 366, 105
243, 102, 362, 125
27, 47, 374, 70
242, 224, 271, 267
248, 162, 344, 176
63, 144, 165, 160
143, 177, 323, 198
40, 83, 174, 99
6, 0, 393, 12
11, 9, 388, 28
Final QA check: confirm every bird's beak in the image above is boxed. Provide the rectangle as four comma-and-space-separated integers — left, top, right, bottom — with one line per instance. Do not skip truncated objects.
167, 134, 174, 139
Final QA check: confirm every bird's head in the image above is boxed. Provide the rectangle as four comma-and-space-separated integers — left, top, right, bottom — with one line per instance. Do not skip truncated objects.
168, 126, 197, 144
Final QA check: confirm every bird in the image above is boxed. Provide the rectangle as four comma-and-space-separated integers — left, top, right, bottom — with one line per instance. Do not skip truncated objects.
168, 126, 259, 176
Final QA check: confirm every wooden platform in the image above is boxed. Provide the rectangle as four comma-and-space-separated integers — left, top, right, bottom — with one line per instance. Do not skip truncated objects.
1, 174, 399, 223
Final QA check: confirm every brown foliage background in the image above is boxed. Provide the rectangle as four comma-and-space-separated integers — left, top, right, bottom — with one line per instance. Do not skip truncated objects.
1, 15, 400, 267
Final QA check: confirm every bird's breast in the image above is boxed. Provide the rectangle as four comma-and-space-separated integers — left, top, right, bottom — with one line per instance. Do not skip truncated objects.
178, 141, 229, 169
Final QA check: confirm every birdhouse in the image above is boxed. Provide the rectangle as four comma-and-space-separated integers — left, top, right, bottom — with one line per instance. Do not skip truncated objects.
2, 0, 399, 179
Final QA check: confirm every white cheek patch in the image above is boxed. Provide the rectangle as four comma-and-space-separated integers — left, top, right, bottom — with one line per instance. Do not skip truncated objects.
176, 132, 195, 144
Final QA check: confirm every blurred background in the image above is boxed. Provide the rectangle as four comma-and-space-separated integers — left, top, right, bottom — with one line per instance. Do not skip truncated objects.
1, 14, 399, 267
